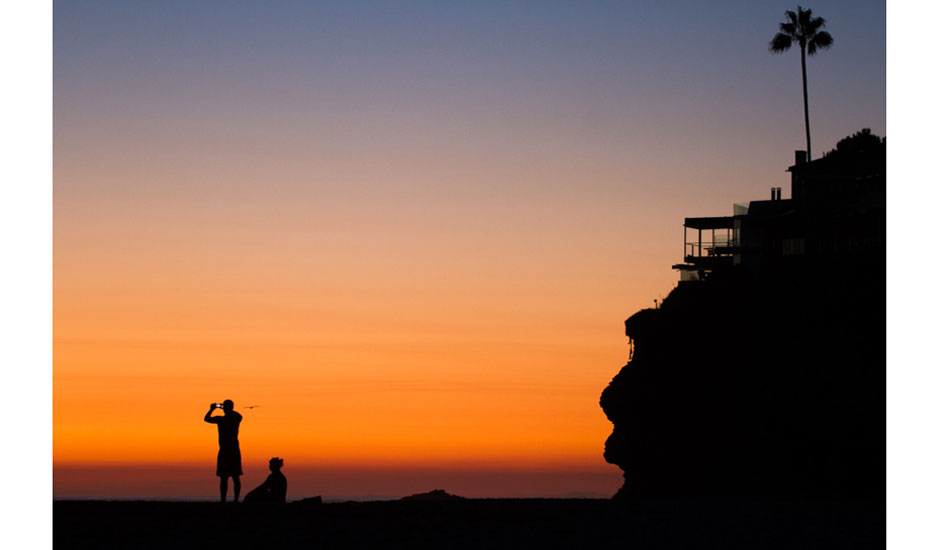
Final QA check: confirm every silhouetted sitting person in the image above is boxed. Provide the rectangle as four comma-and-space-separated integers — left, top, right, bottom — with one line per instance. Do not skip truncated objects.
243, 457, 287, 504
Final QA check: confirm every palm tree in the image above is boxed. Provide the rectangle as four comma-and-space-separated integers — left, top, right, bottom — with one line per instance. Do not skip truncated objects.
769, 6, 833, 162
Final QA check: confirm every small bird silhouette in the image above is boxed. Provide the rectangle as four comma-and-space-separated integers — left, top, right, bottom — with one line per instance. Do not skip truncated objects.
244, 405, 261, 409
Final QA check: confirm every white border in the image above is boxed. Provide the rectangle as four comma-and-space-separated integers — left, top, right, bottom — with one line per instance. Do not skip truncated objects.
1, 1, 52, 548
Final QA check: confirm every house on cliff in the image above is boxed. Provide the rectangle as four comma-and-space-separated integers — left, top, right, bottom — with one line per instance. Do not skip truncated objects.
674, 132, 885, 282
604, 131, 885, 503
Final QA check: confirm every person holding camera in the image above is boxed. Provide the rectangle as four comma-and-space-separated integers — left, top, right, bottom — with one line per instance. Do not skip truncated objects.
203, 400, 243, 502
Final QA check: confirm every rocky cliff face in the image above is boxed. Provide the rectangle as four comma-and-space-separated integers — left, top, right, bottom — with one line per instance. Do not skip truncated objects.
600, 255, 884, 501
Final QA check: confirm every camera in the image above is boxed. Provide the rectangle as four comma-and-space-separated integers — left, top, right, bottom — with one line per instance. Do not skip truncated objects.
214, 403, 223, 408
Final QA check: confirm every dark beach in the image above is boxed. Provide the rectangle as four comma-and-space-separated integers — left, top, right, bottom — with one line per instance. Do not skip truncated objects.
54, 498, 883, 549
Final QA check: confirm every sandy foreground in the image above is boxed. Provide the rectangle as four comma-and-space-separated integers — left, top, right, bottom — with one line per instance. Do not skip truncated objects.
53, 498, 882, 549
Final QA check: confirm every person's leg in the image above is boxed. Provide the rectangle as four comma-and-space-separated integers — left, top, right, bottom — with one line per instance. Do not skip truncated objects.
244, 483, 265, 503
232, 476, 241, 503
219, 476, 228, 503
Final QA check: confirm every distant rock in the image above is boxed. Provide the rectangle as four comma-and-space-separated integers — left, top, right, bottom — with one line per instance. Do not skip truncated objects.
400, 489, 465, 501
296, 495, 323, 505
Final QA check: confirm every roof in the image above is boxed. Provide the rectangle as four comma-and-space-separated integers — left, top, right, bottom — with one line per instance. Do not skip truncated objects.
746, 199, 795, 218
787, 150, 885, 178
683, 216, 734, 230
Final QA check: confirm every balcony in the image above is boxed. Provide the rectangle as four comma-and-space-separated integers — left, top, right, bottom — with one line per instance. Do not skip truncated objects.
682, 216, 735, 261
673, 215, 737, 280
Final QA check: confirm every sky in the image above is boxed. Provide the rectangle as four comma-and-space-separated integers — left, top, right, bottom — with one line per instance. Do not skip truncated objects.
51, 0, 885, 500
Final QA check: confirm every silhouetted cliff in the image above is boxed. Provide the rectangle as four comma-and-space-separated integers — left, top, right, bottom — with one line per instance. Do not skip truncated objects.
601, 138, 884, 501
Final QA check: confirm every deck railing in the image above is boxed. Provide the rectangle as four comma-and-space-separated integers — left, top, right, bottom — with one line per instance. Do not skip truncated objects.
685, 236, 736, 258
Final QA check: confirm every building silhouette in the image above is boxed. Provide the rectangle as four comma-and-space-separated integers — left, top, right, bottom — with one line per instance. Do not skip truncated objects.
674, 135, 884, 282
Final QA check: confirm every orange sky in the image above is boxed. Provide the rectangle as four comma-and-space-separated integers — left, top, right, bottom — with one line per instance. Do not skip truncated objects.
53, 125, 682, 497
53, 179, 657, 469
53, 153, 668, 497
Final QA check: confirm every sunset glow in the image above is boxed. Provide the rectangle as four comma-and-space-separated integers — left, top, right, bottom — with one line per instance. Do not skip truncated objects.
53, 1, 885, 499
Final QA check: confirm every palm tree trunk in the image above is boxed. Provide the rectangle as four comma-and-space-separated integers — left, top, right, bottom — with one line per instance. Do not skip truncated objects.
800, 45, 811, 161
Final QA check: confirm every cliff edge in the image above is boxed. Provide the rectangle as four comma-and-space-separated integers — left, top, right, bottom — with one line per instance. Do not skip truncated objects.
601, 134, 885, 501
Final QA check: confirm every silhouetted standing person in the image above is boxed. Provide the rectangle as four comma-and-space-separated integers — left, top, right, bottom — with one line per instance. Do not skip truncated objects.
243, 457, 288, 504
204, 400, 243, 502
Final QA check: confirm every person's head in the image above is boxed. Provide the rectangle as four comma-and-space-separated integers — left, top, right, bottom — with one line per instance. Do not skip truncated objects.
222, 399, 234, 412
269, 457, 284, 472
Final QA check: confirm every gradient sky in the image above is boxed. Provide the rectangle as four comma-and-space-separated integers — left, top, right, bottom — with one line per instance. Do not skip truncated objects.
53, 0, 885, 499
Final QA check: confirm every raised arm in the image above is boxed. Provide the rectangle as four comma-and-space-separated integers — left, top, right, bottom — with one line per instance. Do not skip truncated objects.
204, 403, 219, 423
